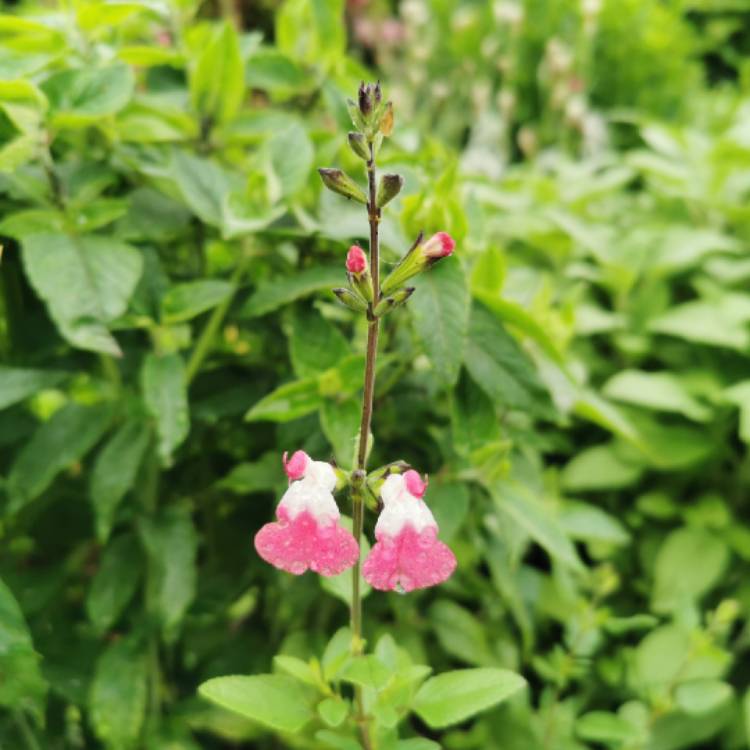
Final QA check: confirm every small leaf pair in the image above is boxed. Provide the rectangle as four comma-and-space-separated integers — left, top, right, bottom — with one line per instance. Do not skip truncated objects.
254, 451, 456, 592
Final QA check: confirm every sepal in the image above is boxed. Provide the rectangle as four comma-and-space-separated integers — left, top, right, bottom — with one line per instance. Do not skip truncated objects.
318, 168, 368, 204
332, 287, 368, 313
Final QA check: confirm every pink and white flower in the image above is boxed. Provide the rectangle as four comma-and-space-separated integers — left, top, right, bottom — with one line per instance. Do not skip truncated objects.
363, 470, 456, 593
255, 452, 359, 577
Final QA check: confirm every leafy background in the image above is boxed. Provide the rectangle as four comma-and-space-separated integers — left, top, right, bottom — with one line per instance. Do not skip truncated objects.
1, 0, 750, 748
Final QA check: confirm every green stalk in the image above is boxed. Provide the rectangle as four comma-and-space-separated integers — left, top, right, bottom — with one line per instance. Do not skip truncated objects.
350, 140, 381, 750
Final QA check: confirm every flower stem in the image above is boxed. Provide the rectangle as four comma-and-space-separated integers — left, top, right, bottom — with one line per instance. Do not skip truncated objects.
349, 141, 381, 750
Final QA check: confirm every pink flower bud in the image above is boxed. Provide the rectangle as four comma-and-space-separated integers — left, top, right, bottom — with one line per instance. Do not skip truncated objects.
346, 245, 368, 274
421, 232, 455, 259
404, 469, 427, 498
283, 450, 309, 481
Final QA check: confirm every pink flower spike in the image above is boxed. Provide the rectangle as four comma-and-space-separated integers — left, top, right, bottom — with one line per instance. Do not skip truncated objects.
283, 450, 309, 481
256, 457, 358, 577
422, 232, 455, 259
404, 469, 427, 498
346, 245, 368, 274
362, 473, 456, 593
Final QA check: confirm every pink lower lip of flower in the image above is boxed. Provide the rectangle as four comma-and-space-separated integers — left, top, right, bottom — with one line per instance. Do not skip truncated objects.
403, 469, 427, 498
422, 232, 455, 258
346, 245, 368, 274
363, 525, 456, 592
255, 507, 359, 577
283, 450, 309, 481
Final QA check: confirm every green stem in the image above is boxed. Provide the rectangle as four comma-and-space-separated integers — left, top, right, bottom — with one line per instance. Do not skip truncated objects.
13, 711, 41, 750
186, 239, 253, 384
349, 141, 381, 750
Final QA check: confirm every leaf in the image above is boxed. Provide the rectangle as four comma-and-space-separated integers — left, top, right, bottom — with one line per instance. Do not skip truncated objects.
198, 675, 314, 733
429, 601, 495, 666
412, 668, 526, 729
138, 506, 198, 637
43, 64, 135, 125
190, 22, 244, 125
86, 534, 143, 635
171, 150, 230, 226
425, 482, 469, 542
340, 655, 392, 689
674, 680, 732, 715
90, 418, 150, 542
0, 366, 66, 410
269, 121, 313, 198
246, 49, 312, 93
559, 502, 630, 546
289, 307, 348, 378
272, 655, 317, 686
491, 482, 582, 570
576, 712, 635, 742
562, 443, 643, 492
320, 398, 360, 466
651, 527, 729, 613
603, 369, 710, 421
0, 577, 47, 720
451, 372, 502, 459
7, 402, 112, 515
141, 353, 189, 464
317, 697, 349, 728
161, 280, 234, 323
242, 266, 343, 318
464, 302, 549, 414
89, 638, 148, 750
409, 256, 470, 388
217, 452, 279, 494
21, 233, 143, 355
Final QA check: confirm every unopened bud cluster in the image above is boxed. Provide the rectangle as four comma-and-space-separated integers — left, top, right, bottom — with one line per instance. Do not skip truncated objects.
319, 82, 455, 319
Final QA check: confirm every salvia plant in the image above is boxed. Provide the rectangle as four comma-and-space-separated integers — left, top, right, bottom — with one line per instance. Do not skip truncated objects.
197, 83, 527, 749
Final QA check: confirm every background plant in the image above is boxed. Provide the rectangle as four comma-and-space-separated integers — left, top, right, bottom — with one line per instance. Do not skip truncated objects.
1, 0, 750, 749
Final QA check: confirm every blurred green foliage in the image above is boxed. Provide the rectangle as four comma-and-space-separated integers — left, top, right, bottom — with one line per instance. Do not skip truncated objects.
1, 0, 750, 748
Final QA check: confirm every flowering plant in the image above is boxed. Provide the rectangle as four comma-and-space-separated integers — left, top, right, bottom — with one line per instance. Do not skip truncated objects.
198, 83, 526, 748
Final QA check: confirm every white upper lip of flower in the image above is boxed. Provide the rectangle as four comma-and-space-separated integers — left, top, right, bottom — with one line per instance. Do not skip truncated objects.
279, 460, 340, 523
375, 474, 437, 537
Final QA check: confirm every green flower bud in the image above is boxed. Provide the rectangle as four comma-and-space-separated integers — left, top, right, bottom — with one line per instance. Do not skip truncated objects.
318, 168, 368, 204
376, 173, 404, 208
348, 132, 370, 161
332, 287, 368, 313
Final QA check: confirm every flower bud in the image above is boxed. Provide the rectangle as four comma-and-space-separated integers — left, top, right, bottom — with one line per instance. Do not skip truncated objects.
373, 287, 414, 317
318, 168, 368, 204
421, 231, 455, 259
348, 132, 370, 161
379, 101, 394, 136
346, 245, 373, 303
358, 81, 372, 116
333, 287, 368, 313
380, 231, 456, 296
376, 173, 404, 208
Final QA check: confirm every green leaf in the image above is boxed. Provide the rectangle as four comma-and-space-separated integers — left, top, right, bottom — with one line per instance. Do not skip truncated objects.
321, 628, 353, 682
170, 150, 230, 226
412, 668, 526, 729
272, 655, 318, 686
161, 280, 234, 323
289, 307, 349, 378
724, 380, 750, 443
90, 418, 150, 542
652, 527, 729, 613
21, 234, 143, 355
464, 302, 549, 414
317, 697, 349, 728
43, 64, 135, 125
242, 266, 343, 318
198, 675, 314, 733
0, 577, 47, 720
409, 256, 470, 388
562, 443, 643, 492
86, 534, 143, 634
576, 711, 635, 742
340, 655, 392, 689
559, 502, 630, 546
141, 353, 189, 464
7, 402, 112, 515
138, 506, 198, 637
675, 680, 732, 715
320, 398, 360, 466
217, 452, 279, 494
425, 481, 469, 542
429, 600, 495, 666
246, 49, 312, 93
603, 369, 710, 421
491, 482, 583, 570
190, 22, 244, 125
0, 366, 66, 410
89, 638, 148, 750
269, 121, 313, 198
